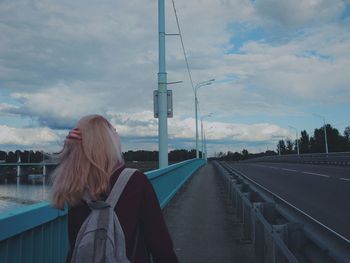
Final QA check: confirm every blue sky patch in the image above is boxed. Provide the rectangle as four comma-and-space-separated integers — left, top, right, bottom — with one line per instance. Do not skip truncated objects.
341, 4, 350, 20
226, 23, 265, 53
296, 50, 333, 61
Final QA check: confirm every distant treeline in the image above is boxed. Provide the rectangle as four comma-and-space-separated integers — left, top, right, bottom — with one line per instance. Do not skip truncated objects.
213, 124, 350, 161
210, 149, 276, 161
277, 124, 350, 154
0, 149, 199, 163
0, 150, 44, 163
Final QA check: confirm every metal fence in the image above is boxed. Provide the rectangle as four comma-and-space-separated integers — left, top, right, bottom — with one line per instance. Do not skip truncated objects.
0, 158, 206, 263
247, 152, 350, 166
214, 161, 350, 263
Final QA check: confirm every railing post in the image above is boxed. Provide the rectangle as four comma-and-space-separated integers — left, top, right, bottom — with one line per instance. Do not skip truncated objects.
230, 178, 237, 205
272, 224, 289, 263
236, 184, 243, 222
253, 202, 265, 263
241, 192, 252, 242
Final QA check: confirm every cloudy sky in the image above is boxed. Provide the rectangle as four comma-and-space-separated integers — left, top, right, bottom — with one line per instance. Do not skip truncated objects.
1, 0, 350, 156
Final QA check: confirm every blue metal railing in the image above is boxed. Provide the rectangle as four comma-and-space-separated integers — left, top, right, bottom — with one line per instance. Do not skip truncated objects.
0, 158, 206, 263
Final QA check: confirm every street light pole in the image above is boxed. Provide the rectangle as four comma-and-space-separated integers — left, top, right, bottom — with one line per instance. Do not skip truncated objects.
201, 120, 204, 158
314, 114, 329, 154
279, 141, 281, 156
288, 125, 300, 155
195, 94, 199, 158
204, 132, 207, 160
194, 79, 215, 158
323, 118, 329, 154
158, 0, 168, 168
200, 113, 212, 159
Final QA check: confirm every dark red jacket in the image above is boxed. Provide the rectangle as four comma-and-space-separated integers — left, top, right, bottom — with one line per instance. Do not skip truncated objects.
67, 165, 178, 263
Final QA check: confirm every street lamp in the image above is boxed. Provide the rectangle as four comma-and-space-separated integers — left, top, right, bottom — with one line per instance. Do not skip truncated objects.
278, 141, 281, 156
204, 132, 208, 160
195, 79, 215, 158
201, 113, 212, 159
314, 114, 329, 154
204, 126, 214, 159
288, 125, 300, 155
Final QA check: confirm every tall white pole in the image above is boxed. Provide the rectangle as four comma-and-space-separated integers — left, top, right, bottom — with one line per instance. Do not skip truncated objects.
314, 114, 329, 154
201, 120, 204, 158
278, 141, 281, 156
204, 132, 207, 160
323, 117, 329, 154
194, 79, 214, 159
195, 93, 199, 158
288, 126, 299, 155
158, 0, 168, 168
296, 130, 300, 155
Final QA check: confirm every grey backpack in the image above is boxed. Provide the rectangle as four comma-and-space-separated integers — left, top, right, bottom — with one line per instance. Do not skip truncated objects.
71, 168, 138, 263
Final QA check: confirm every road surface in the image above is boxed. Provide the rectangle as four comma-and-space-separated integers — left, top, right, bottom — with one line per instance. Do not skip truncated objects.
225, 162, 350, 240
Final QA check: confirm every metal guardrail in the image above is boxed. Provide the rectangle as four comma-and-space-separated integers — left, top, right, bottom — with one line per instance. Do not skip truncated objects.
247, 152, 350, 166
214, 161, 350, 263
0, 158, 206, 263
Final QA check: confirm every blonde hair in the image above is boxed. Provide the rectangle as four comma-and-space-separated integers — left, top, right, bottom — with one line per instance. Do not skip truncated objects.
50, 115, 124, 209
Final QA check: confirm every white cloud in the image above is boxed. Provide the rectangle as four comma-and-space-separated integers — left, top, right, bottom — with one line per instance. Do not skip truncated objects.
0, 125, 59, 146
7, 82, 109, 129
0, 103, 17, 112
107, 110, 292, 142
0, 0, 349, 152
253, 0, 345, 26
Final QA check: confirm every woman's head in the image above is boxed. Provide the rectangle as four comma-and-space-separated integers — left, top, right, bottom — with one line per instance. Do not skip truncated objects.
51, 114, 124, 209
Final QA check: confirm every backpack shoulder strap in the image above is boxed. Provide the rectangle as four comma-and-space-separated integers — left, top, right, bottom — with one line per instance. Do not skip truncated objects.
106, 168, 137, 208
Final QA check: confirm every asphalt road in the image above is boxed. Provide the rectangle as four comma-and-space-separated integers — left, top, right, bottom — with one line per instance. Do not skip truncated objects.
226, 162, 350, 240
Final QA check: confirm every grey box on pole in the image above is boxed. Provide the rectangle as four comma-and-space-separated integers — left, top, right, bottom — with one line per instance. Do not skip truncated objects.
154, 90, 173, 118
153, 90, 159, 118
167, 90, 173, 118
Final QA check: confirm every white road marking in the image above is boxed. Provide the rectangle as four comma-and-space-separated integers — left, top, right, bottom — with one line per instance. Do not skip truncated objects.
339, 178, 350, 182
282, 168, 297, 172
269, 166, 280, 170
302, 171, 330, 178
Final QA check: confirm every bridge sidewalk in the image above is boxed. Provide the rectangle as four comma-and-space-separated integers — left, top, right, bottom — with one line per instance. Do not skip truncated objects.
163, 163, 253, 263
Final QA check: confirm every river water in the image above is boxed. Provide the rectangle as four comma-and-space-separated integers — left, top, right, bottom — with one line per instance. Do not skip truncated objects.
0, 161, 158, 214
0, 180, 50, 214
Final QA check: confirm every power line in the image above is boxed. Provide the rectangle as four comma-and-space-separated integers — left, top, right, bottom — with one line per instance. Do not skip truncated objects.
171, 0, 195, 94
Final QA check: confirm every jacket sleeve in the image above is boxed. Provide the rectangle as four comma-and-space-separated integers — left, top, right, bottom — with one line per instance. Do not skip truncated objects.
139, 174, 179, 263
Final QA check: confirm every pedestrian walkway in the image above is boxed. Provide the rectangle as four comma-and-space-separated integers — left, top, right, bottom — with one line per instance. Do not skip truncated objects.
163, 163, 253, 263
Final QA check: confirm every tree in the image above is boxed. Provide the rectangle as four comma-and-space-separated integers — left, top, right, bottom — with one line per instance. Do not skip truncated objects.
344, 126, 350, 143
310, 124, 347, 153
265, 150, 276, 156
0, 151, 6, 162
6, 151, 16, 162
277, 140, 286, 154
169, 149, 196, 161
241, 149, 249, 159
311, 127, 326, 153
299, 130, 310, 154
286, 139, 294, 154
344, 126, 350, 151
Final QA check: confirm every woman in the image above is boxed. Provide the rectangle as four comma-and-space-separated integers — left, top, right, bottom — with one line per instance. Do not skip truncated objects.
51, 114, 178, 263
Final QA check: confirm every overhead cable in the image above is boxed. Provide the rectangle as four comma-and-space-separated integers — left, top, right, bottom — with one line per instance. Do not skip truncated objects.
171, 0, 195, 94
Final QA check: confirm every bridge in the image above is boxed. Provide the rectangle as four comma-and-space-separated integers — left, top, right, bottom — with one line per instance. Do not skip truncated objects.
0, 162, 57, 181
1, 156, 350, 263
